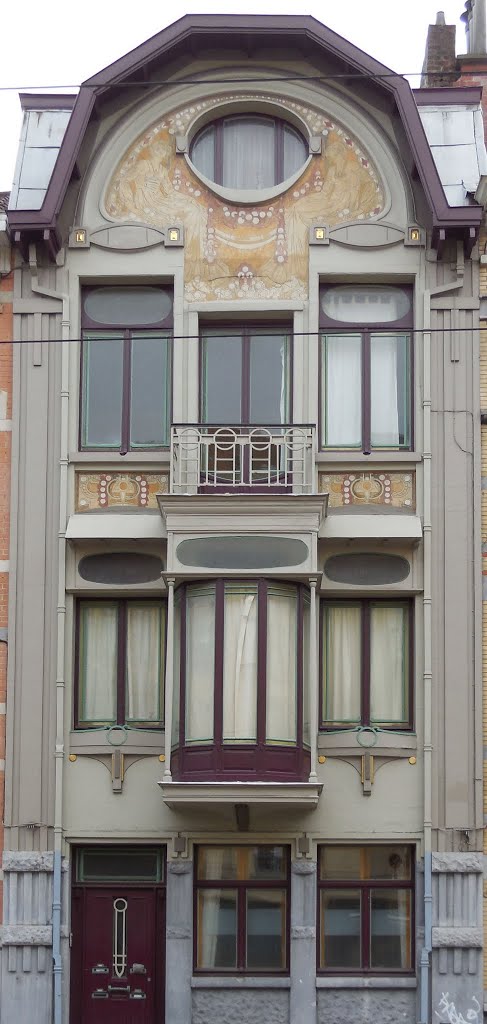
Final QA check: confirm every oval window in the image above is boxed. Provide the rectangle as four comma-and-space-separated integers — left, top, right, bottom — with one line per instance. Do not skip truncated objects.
176, 536, 309, 569
83, 287, 173, 326
78, 553, 163, 585
324, 553, 410, 585
321, 286, 411, 324
190, 115, 308, 190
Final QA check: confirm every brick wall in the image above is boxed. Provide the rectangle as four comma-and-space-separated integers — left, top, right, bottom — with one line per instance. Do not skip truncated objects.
0, 269, 12, 921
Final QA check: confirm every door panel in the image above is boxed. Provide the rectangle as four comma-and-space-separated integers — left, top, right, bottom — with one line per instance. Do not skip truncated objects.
71, 887, 164, 1024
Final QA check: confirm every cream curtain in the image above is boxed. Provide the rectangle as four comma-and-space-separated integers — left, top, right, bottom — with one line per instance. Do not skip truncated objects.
126, 605, 163, 723
223, 118, 275, 189
371, 335, 400, 446
324, 606, 361, 723
80, 605, 117, 723
324, 335, 362, 446
185, 588, 215, 743
266, 589, 297, 743
223, 588, 258, 742
370, 605, 405, 723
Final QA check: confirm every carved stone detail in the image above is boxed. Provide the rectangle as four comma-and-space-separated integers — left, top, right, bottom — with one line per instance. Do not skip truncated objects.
168, 860, 193, 875
3, 851, 54, 872
291, 860, 316, 875
0, 926, 52, 947
432, 853, 483, 873
432, 927, 483, 948
291, 926, 316, 939
167, 926, 192, 940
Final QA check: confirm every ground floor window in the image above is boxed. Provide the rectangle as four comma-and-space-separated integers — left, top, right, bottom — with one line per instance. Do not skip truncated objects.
195, 845, 290, 973
318, 845, 414, 972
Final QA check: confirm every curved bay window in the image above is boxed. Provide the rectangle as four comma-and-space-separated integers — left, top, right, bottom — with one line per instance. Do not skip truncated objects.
171, 580, 310, 781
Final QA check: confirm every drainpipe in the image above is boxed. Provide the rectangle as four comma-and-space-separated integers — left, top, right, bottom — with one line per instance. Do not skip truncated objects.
420, 245, 465, 1023
28, 244, 69, 1024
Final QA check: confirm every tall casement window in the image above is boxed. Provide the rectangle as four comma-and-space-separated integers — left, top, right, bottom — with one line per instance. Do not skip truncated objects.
191, 115, 308, 190
320, 600, 413, 730
320, 285, 413, 452
172, 580, 310, 781
200, 324, 291, 425
80, 286, 172, 452
195, 846, 290, 973
318, 845, 414, 973
75, 600, 166, 728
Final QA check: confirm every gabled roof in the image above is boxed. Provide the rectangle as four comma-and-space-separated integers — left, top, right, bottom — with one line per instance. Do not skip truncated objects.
7, 14, 483, 257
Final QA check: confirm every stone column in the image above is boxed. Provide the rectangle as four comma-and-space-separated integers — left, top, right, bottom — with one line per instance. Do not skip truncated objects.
290, 858, 317, 1024
431, 852, 483, 1024
165, 859, 193, 1024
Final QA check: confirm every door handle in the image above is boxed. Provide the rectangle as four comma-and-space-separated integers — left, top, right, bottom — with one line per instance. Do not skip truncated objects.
130, 989, 147, 1000
130, 963, 147, 975
108, 984, 130, 993
92, 963, 109, 974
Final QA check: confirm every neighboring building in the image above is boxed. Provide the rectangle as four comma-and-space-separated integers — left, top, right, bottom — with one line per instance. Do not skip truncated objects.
3, 13, 487, 1024
0, 192, 12, 942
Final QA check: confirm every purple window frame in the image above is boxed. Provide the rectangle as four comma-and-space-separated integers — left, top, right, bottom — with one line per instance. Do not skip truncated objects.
194, 844, 291, 975
190, 115, 308, 188
319, 285, 414, 454
317, 844, 415, 974
74, 599, 166, 729
199, 321, 293, 425
319, 599, 414, 732
79, 286, 173, 454
171, 579, 310, 782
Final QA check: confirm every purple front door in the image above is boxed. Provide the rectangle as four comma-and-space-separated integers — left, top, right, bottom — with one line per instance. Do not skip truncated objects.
71, 887, 164, 1024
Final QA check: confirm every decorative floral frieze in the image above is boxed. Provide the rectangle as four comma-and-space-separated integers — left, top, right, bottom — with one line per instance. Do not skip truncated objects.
76, 472, 168, 511
318, 471, 414, 510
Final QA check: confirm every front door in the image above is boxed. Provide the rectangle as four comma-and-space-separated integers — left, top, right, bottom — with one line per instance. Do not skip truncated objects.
71, 886, 165, 1024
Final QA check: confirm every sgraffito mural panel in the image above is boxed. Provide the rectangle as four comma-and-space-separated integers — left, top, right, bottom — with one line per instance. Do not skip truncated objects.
105, 93, 384, 301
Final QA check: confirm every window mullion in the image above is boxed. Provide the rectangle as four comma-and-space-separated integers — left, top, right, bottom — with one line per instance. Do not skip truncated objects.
121, 332, 131, 454
362, 886, 371, 970
239, 886, 246, 970
257, 580, 267, 747
117, 603, 126, 726
215, 123, 223, 186
362, 603, 371, 726
242, 330, 250, 424
275, 120, 283, 187
214, 581, 224, 751
362, 331, 371, 454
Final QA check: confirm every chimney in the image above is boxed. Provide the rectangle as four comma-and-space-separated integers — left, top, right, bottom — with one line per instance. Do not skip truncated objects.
421, 12, 458, 87
461, 0, 487, 54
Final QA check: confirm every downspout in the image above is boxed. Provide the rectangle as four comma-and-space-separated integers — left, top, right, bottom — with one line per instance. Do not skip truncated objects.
420, 245, 465, 1024
28, 244, 69, 1024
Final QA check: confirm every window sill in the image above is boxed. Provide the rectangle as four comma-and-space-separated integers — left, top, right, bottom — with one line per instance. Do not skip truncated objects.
70, 451, 170, 465
318, 731, 417, 757
159, 781, 322, 809
69, 729, 164, 756
191, 976, 291, 989
316, 452, 422, 464
316, 976, 417, 989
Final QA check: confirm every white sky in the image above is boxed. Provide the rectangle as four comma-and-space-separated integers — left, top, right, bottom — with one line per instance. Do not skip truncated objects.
0, 0, 470, 191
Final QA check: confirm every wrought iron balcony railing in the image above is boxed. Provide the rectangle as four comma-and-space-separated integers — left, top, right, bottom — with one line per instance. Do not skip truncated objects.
170, 424, 315, 494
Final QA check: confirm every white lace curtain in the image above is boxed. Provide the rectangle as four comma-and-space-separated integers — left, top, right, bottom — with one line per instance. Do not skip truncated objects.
81, 605, 117, 723
126, 605, 163, 723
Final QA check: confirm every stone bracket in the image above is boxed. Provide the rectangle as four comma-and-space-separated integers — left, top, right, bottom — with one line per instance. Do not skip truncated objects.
432, 927, 483, 948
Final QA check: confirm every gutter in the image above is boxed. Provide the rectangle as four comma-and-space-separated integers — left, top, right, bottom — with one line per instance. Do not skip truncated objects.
28, 244, 69, 1024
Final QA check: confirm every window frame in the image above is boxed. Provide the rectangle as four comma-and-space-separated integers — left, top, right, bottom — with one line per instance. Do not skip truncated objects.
198, 322, 293, 427
80, 286, 173, 454
319, 285, 413, 453
319, 599, 414, 732
194, 844, 291, 975
190, 115, 308, 189
74, 598, 166, 730
172, 579, 310, 782
317, 844, 415, 975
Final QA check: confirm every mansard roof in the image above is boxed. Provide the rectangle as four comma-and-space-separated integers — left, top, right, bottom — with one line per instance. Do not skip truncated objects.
7, 14, 483, 256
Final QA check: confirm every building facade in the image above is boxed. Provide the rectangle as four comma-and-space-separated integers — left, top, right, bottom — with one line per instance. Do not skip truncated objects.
3, 13, 486, 1023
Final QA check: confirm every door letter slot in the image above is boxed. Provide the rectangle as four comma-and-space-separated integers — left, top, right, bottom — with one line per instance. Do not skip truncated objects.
92, 989, 109, 999
92, 963, 109, 974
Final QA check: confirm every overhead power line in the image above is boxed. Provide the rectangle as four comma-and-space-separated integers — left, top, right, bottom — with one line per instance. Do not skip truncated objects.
0, 327, 484, 346
0, 70, 455, 92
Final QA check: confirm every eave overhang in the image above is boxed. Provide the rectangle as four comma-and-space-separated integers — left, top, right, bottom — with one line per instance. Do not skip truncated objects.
7, 14, 483, 256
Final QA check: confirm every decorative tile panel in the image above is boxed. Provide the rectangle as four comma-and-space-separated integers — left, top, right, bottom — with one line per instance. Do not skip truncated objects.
76, 472, 168, 511
318, 471, 415, 510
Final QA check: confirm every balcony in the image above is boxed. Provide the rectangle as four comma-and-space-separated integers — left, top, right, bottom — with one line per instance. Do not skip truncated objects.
170, 424, 314, 494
